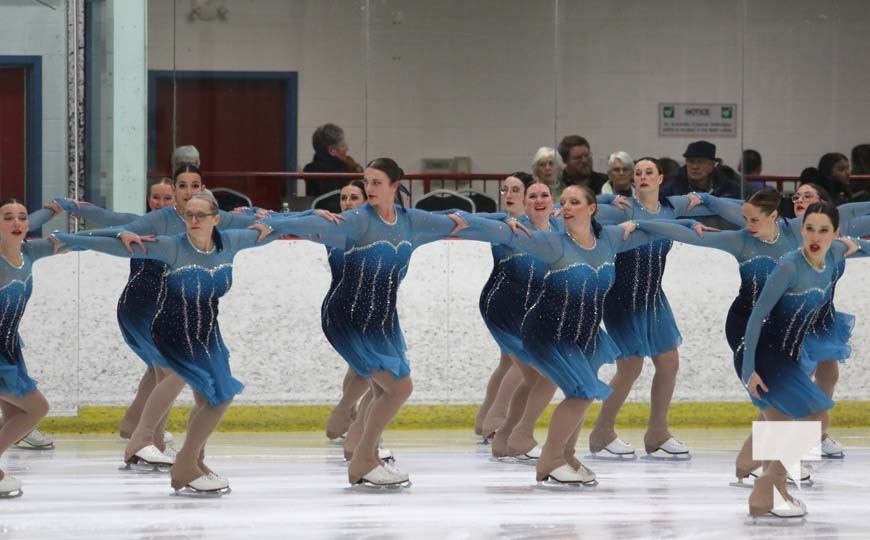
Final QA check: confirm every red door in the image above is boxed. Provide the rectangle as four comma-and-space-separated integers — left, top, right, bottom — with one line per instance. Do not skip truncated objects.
153, 76, 289, 209
0, 67, 27, 200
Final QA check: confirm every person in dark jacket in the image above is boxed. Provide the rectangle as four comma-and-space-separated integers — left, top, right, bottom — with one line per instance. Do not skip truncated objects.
662, 140, 742, 229
302, 123, 363, 200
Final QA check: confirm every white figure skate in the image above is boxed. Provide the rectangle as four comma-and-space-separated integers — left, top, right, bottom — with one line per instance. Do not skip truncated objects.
121, 444, 175, 473
731, 464, 812, 488
352, 464, 412, 490
173, 474, 231, 497
821, 437, 844, 459
14, 428, 54, 450
510, 445, 542, 465
538, 463, 598, 488
0, 475, 23, 499
590, 437, 637, 460
645, 437, 692, 460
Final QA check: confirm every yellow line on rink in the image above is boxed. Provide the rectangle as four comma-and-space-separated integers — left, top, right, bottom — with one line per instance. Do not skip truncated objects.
38, 401, 870, 433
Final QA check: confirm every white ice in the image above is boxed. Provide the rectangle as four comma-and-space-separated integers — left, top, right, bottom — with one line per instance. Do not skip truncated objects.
1, 428, 868, 539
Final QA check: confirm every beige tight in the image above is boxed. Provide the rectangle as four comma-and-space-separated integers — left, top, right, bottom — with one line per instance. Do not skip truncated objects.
535, 397, 592, 481
170, 392, 231, 490
326, 368, 370, 440
505, 369, 557, 456
346, 371, 412, 484
590, 349, 679, 453
0, 390, 49, 456
747, 407, 825, 516
474, 353, 521, 436
124, 367, 185, 460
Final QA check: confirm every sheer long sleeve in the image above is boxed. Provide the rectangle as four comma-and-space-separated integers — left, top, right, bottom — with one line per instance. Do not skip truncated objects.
22, 239, 59, 262
261, 212, 363, 250
741, 260, 797, 381
53, 232, 176, 264
694, 194, 745, 227
635, 220, 745, 255
457, 213, 564, 264
27, 208, 58, 232
54, 199, 140, 227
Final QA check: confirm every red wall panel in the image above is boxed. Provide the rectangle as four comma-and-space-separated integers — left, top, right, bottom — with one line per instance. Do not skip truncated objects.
0, 67, 27, 200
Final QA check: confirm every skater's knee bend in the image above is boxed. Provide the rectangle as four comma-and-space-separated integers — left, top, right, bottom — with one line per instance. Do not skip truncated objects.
617, 356, 644, 381
393, 377, 413, 401
25, 390, 49, 419
651, 351, 679, 377
813, 360, 839, 391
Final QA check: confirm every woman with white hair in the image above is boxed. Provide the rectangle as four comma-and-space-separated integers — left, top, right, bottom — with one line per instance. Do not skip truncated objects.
601, 151, 636, 197
531, 147, 565, 198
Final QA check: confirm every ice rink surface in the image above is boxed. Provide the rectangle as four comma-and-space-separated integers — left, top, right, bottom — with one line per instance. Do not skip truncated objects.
1, 428, 868, 539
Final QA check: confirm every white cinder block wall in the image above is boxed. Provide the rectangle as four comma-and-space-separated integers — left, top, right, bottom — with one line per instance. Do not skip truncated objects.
147, 0, 870, 177
20, 241, 870, 412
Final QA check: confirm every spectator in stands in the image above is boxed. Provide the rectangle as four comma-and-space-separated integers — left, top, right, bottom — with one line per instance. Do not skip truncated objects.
556, 135, 607, 194
739, 149, 764, 191
601, 151, 635, 197
662, 141, 741, 229
852, 144, 870, 174
302, 123, 363, 199
172, 145, 200, 171
663, 140, 741, 197
531, 146, 565, 198
816, 152, 851, 205
658, 157, 680, 182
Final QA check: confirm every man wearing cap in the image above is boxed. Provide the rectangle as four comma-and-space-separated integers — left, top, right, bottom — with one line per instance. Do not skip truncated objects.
662, 140, 742, 229
662, 140, 741, 198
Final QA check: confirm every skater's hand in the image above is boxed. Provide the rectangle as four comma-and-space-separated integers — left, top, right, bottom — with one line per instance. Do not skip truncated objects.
836, 236, 860, 257
620, 220, 639, 240
313, 209, 344, 224
745, 372, 768, 400
612, 195, 633, 210
47, 234, 69, 255
692, 223, 720, 238
505, 217, 531, 237
250, 222, 274, 242
448, 213, 468, 235
686, 192, 703, 210
120, 232, 153, 254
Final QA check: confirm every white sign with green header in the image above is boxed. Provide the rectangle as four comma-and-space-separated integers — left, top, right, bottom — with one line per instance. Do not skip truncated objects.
658, 103, 737, 137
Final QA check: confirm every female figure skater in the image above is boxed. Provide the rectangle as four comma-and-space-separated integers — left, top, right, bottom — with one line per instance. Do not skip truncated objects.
473, 172, 533, 444
587, 157, 728, 459
55, 178, 177, 450
324, 180, 374, 443
481, 177, 563, 461
691, 184, 870, 462
738, 203, 867, 518
59, 166, 262, 470
256, 158, 491, 488
0, 199, 62, 497
0, 204, 65, 452
459, 184, 673, 485
54, 192, 304, 495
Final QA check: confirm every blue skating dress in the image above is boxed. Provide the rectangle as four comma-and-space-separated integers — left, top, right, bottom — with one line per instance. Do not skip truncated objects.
595, 196, 721, 359
460, 215, 662, 400
478, 215, 562, 358
697, 195, 870, 371
58, 202, 258, 368
263, 204, 467, 380
800, 212, 870, 372
633, 217, 802, 354
0, 240, 58, 397
56, 229, 272, 405
739, 242, 870, 417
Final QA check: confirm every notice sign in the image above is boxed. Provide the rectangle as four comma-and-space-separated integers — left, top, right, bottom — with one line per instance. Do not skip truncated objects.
658, 103, 737, 137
